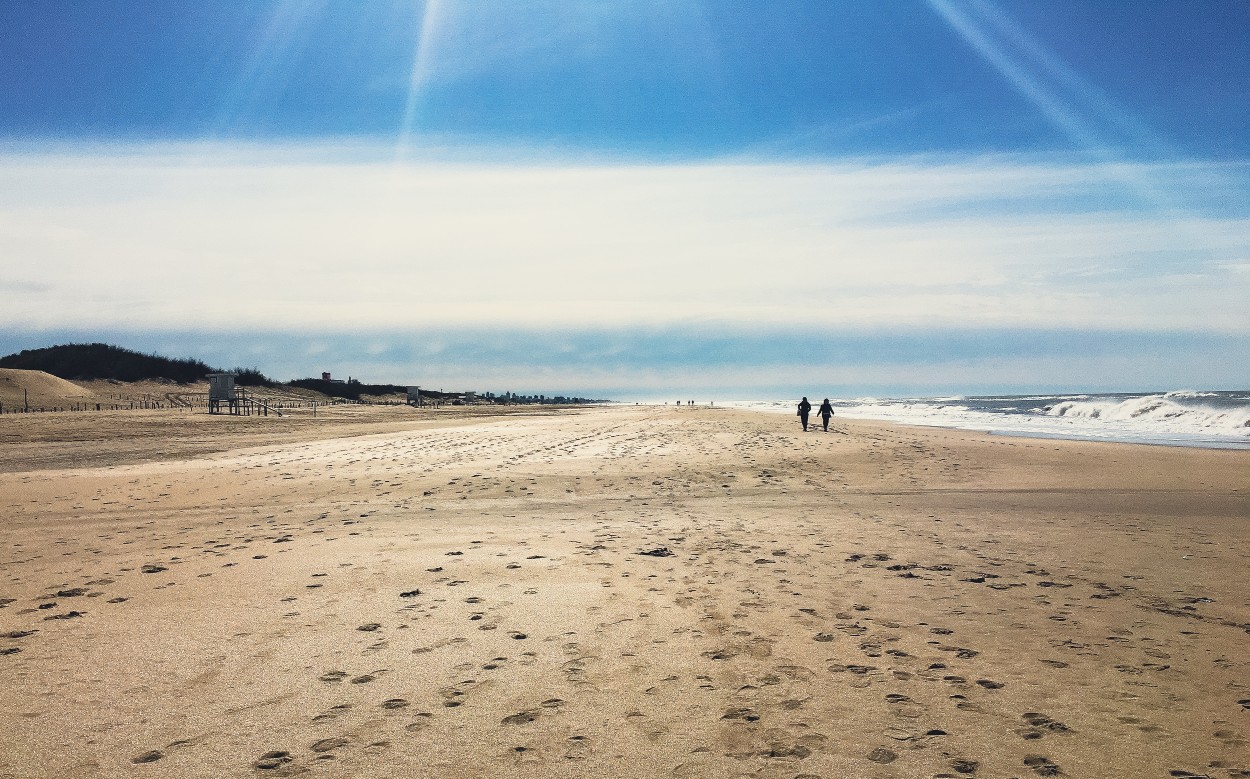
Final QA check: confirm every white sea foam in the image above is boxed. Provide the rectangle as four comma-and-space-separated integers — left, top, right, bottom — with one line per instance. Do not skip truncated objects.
723, 391, 1250, 449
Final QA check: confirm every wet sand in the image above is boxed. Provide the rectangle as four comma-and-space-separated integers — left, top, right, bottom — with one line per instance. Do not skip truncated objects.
1, 404, 1247, 778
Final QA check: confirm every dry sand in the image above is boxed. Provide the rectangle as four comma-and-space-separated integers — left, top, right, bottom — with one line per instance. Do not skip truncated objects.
0, 404, 1247, 779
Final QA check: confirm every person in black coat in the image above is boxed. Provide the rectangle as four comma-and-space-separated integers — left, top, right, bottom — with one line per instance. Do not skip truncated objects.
797, 397, 812, 431
818, 398, 834, 431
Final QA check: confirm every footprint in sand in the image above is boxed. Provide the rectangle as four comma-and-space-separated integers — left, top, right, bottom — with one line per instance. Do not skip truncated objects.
563, 735, 592, 760
1021, 712, 1071, 738
440, 689, 466, 707
830, 663, 876, 675
312, 704, 352, 723
310, 737, 349, 753
43, 610, 85, 621
951, 694, 981, 712
1023, 755, 1062, 776
950, 757, 980, 774
866, 747, 897, 764
254, 750, 293, 770
722, 707, 761, 722
404, 713, 434, 732
502, 709, 541, 725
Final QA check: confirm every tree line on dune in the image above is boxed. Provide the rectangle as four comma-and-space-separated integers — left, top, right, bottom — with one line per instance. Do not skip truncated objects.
0, 343, 268, 386
0, 343, 607, 404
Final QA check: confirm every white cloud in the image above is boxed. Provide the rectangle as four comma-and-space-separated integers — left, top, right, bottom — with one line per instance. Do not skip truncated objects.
0, 143, 1247, 333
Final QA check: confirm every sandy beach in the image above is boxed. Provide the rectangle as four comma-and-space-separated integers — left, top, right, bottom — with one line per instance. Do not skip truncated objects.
1, 404, 1247, 779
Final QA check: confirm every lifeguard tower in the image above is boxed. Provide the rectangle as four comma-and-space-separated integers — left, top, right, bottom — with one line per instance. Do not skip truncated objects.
206, 372, 281, 416
207, 373, 238, 414
406, 386, 422, 407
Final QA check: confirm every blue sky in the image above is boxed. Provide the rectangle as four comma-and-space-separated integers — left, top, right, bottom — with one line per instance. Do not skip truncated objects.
1, 1, 1248, 397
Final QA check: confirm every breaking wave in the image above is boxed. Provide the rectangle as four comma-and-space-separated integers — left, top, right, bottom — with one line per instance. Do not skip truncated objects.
1038, 392, 1250, 434
726, 390, 1250, 448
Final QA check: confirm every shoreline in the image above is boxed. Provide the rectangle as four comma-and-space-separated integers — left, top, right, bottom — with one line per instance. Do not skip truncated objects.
713, 397, 1250, 451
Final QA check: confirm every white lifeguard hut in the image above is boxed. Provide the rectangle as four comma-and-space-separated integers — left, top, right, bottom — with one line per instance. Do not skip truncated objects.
207, 373, 238, 414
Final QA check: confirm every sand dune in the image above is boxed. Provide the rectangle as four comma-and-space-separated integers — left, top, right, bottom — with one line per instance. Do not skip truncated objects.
0, 368, 95, 409
0, 405, 1247, 778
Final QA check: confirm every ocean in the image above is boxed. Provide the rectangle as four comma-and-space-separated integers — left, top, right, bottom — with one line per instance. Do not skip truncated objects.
724, 390, 1250, 449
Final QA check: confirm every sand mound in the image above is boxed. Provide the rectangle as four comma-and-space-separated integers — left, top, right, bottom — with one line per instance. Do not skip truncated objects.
0, 368, 95, 408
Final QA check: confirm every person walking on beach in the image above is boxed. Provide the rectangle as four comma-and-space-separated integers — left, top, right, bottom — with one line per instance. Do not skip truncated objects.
797, 397, 812, 431
818, 398, 834, 432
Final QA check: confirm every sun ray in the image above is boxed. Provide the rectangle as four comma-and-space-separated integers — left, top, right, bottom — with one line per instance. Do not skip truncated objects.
927, 0, 1100, 151
210, 0, 328, 139
925, 0, 1231, 267
963, 0, 1170, 157
395, 0, 446, 163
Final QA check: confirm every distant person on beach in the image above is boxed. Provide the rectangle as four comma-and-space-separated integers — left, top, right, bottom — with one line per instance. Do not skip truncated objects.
818, 398, 834, 431
797, 397, 811, 431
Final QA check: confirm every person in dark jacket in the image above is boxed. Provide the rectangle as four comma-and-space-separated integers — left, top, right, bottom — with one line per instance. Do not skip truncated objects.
818, 398, 834, 431
797, 397, 812, 431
